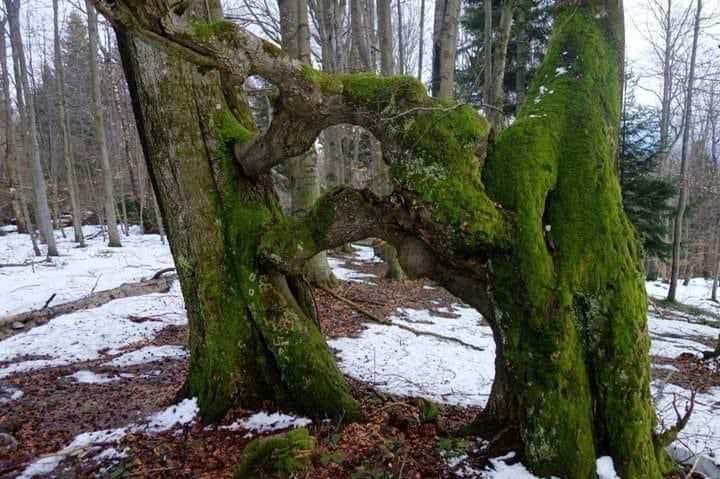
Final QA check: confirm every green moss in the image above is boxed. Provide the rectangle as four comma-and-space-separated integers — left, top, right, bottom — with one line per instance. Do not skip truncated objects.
482, 8, 662, 479
301, 65, 343, 95
261, 40, 286, 58
190, 20, 236, 41
216, 107, 256, 145
235, 428, 315, 479
338, 73, 426, 108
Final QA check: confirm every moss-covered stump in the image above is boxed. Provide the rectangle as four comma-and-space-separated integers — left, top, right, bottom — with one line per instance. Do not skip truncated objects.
235, 428, 316, 479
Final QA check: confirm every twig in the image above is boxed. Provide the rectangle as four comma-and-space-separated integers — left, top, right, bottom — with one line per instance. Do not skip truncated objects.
319, 287, 485, 352
41, 294, 57, 310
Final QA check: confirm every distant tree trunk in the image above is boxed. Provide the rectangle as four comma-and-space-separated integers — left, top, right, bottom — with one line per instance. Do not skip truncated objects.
0, 18, 24, 234
115, 1, 359, 422
377, 0, 394, 75
668, 0, 701, 301
514, 8, 527, 108
711, 221, 719, 301
483, 0, 492, 104
5, 0, 58, 256
351, 0, 371, 70
280, 0, 339, 288
53, 0, 85, 246
431, 0, 459, 98
488, 0, 515, 127
86, 0, 122, 247
396, 0, 405, 75
417, 0, 425, 79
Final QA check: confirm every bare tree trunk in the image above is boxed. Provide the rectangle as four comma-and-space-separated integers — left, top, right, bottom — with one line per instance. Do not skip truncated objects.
668, 0, 701, 301
86, 0, 121, 247
377, 0, 394, 75
514, 7, 527, 108
396, 0, 405, 75
483, 0, 492, 104
431, 0, 459, 98
53, 0, 85, 246
417, 0, 425, 79
5, 0, 58, 256
0, 17, 24, 234
488, 0, 515, 127
351, 0, 371, 70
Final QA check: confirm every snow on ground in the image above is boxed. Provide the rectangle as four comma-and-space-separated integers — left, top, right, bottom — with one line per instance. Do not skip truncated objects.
0, 226, 173, 316
327, 244, 381, 283
103, 344, 187, 367
654, 383, 720, 467
220, 411, 312, 438
2, 228, 720, 477
330, 305, 496, 407
0, 282, 186, 378
66, 370, 121, 384
647, 278, 720, 318
17, 399, 199, 479
328, 250, 720, 475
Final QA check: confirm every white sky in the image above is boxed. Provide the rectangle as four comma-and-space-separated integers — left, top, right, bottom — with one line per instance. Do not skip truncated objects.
20, 0, 720, 107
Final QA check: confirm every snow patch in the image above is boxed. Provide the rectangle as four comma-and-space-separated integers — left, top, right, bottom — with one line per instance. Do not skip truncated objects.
17, 398, 198, 478
221, 411, 312, 438
596, 456, 620, 479
555, 66, 568, 76
67, 370, 120, 384
0, 282, 186, 379
0, 386, 24, 403
330, 305, 495, 407
103, 344, 187, 367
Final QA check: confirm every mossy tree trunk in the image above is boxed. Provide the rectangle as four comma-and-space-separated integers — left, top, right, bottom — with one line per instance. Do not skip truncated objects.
96, 0, 671, 476
115, 3, 359, 423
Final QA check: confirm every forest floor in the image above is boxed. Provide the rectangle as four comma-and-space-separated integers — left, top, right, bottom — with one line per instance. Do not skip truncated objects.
0, 227, 718, 478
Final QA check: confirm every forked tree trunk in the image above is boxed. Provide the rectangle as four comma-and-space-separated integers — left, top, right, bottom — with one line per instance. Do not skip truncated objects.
115, 6, 359, 422
97, 0, 672, 475
86, 0, 122, 247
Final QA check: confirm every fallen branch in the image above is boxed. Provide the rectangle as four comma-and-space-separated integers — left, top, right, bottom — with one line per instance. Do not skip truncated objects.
0, 269, 177, 338
319, 287, 484, 352
0, 258, 52, 268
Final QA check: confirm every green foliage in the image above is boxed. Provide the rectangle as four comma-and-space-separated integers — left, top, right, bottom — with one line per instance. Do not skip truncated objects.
435, 438, 470, 458
319, 451, 346, 465
235, 428, 316, 479
619, 92, 676, 259
416, 397, 438, 422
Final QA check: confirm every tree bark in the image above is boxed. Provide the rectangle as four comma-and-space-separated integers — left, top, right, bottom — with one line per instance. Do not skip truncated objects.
5, 0, 59, 256
114, 2, 359, 422
668, 0, 701, 301
86, 0, 122, 247
351, 0, 371, 70
483, 0, 492, 104
54, 0, 85, 246
417, 0, 425, 79
0, 17, 25, 235
395, 0, 405, 75
488, 0, 515, 127
377, 0, 394, 75
93, 0, 671, 475
431, 0, 459, 98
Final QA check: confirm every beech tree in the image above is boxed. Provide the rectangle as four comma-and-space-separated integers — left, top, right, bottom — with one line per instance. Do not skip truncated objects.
92, 0, 676, 476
